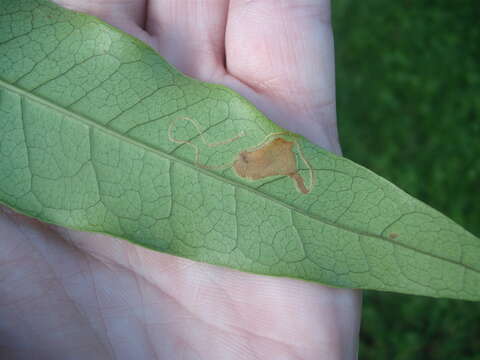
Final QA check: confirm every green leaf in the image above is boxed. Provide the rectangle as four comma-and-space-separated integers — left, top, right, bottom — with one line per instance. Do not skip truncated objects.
1, 0, 479, 301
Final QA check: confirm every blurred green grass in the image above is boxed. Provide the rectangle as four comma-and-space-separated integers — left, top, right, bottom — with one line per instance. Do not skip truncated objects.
332, 0, 480, 358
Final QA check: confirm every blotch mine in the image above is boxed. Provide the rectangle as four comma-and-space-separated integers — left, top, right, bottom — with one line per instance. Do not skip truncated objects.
233, 137, 309, 194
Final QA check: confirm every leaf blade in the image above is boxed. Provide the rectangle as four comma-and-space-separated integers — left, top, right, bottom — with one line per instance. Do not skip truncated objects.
0, 0, 479, 300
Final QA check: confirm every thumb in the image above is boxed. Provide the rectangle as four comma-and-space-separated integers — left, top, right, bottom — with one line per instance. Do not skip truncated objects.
225, 0, 340, 153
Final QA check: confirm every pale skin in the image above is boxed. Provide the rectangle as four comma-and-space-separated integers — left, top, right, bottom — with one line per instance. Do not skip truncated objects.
0, 0, 361, 359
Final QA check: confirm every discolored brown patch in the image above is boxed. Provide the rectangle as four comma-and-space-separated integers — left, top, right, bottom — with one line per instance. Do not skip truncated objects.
388, 233, 399, 240
233, 138, 309, 194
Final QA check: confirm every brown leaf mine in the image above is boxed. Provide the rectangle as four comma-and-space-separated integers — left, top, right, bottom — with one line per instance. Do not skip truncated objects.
233, 138, 309, 194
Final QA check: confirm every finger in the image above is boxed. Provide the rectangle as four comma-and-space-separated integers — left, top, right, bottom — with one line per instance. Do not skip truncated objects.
227, 0, 334, 101
145, 0, 229, 80
226, 0, 338, 150
52, 0, 149, 40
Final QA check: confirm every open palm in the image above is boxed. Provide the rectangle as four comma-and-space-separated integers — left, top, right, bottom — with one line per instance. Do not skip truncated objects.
0, 1, 361, 359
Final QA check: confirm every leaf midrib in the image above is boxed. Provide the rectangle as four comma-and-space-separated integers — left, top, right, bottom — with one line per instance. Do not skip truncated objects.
1, 78, 477, 275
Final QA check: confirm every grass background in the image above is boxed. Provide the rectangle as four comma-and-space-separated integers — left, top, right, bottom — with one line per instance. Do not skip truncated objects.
332, 0, 480, 358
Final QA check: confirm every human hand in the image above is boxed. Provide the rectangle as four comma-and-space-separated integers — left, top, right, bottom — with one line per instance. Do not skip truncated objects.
0, 1, 361, 359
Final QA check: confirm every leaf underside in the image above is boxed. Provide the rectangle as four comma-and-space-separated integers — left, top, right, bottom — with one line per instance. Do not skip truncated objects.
0, 0, 479, 301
